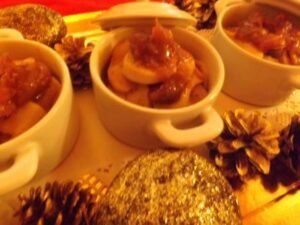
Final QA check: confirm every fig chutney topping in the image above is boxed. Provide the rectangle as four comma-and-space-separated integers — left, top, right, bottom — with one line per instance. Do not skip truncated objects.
106, 21, 208, 109
227, 11, 300, 65
0, 54, 61, 144
0, 55, 51, 119
149, 74, 187, 105
129, 20, 179, 80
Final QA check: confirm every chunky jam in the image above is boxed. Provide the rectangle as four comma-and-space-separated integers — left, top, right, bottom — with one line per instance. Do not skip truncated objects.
226, 11, 300, 65
0, 55, 61, 144
105, 21, 208, 109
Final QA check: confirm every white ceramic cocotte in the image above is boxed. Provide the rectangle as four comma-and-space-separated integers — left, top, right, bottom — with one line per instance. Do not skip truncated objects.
0, 29, 79, 195
90, 1, 225, 149
212, 0, 300, 106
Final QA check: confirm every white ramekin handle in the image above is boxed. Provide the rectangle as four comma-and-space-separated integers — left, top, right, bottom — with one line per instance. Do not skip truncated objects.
0, 143, 39, 195
151, 108, 223, 148
0, 28, 23, 40
288, 74, 300, 89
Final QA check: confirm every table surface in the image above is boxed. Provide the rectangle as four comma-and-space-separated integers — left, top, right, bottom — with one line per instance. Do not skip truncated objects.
0, 3, 300, 225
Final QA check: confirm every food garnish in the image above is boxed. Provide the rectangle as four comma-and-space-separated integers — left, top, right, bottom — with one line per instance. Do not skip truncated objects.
55, 36, 94, 90
209, 109, 280, 180
15, 175, 106, 225
208, 109, 300, 188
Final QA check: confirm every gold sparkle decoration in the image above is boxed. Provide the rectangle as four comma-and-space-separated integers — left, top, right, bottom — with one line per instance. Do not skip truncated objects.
0, 4, 67, 46
15, 176, 106, 225
208, 109, 280, 180
97, 150, 242, 225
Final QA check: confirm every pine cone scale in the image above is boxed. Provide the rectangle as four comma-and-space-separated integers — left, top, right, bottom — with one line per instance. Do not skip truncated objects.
236, 153, 249, 176
245, 147, 270, 174
231, 139, 247, 150
54, 213, 62, 225
224, 112, 245, 136
44, 198, 55, 217
218, 140, 239, 153
37, 218, 43, 225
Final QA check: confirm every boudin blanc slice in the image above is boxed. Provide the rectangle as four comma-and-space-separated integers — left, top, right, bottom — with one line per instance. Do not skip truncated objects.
0, 4, 67, 46
98, 150, 242, 225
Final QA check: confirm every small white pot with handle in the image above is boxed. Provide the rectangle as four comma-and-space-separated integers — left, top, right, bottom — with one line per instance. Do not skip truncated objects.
212, 0, 300, 106
0, 29, 79, 195
90, 1, 224, 149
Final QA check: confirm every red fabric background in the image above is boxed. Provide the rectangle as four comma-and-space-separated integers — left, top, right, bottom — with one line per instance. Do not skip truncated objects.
0, 0, 134, 15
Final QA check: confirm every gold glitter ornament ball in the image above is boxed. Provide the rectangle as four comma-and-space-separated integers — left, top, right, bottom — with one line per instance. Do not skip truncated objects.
0, 4, 67, 46
98, 150, 242, 225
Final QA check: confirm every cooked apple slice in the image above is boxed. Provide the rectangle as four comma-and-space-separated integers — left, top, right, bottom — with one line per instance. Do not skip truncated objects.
0, 101, 46, 136
108, 40, 136, 93
122, 51, 161, 85
35, 77, 61, 111
111, 40, 130, 64
108, 60, 136, 93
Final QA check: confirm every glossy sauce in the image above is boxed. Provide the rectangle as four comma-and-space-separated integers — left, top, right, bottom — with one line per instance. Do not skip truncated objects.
226, 11, 300, 65
0, 54, 61, 144
105, 21, 208, 109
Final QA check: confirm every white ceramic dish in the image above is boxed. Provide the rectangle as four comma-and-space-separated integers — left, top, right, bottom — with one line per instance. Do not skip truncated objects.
90, 2, 225, 149
0, 29, 79, 195
212, 0, 300, 106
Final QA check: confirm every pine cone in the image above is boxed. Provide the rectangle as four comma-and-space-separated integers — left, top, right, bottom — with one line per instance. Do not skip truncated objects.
278, 115, 300, 176
174, 0, 218, 29
54, 36, 94, 90
209, 109, 280, 180
15, 179, 104, 225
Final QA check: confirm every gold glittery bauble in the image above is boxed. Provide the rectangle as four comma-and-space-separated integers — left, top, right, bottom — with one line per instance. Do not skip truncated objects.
15, 179, 105, 225
0, 4, 67, 46
54, 36, 94, 90
209, 109, 280, 180
98, 150, 242, 225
